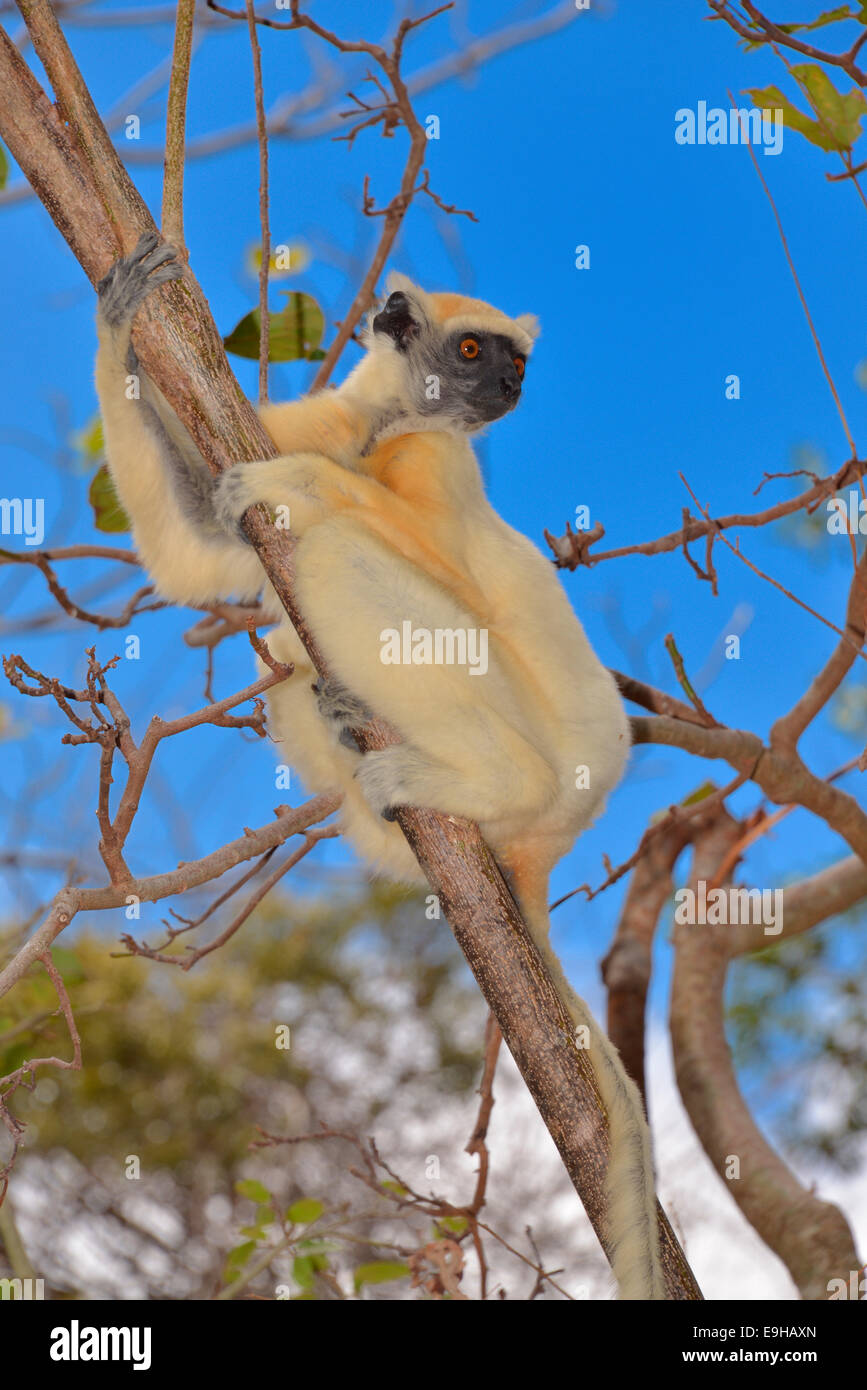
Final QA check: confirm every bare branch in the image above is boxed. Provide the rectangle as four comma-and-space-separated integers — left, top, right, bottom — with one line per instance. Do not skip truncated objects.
664, 632, 719, 727
708, 1, 867, 86
245, 0, 270, 402
770, 547, 867, 751
610, 668, 711, 727
602, 820, 692, 1102
680, 473, 867, 659
2, 550, 162, 628
548, 457, 866, 568
552, 769, 754, 912
731, 854, 867, 957
670, 806, 861, 1298
0, 949, 82, 1179
120, 823, 338, 969
160, 0, 195, 253
631, 715, 867, 863
0, 795, 341, 1002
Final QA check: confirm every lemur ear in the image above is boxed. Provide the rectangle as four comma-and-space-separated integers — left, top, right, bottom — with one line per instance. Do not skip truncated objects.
514, 312, 541, 342
372, 290, 420, 350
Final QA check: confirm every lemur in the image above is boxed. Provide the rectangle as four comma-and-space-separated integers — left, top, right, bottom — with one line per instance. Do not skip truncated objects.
94, 233, 664, 1300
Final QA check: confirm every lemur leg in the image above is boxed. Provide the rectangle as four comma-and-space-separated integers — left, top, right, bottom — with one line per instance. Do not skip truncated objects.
312, 677, 373, 751
95, 234, 263, 605
290, 516, 560, 829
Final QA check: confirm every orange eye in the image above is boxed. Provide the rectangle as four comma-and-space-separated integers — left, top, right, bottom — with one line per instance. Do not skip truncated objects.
514, 356, 525, 379
460, 337, 480, 359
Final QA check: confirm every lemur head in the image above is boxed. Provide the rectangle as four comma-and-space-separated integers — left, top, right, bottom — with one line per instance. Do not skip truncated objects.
355, 272, 539, 433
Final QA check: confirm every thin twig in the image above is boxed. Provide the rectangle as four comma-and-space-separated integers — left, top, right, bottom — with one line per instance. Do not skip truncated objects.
680, 473, 867, 661
548, 457, 866, 568
161, 0, 195, 253
664, 633, 719, 727
728, 85, 858, 462
245, 0, 270, 402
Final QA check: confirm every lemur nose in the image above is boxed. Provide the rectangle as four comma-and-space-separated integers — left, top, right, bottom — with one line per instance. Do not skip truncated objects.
500, 375, 521, 401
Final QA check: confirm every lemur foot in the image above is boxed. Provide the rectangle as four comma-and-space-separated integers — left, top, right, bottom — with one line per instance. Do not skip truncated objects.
354, 746, 417, 822
97, 232, 183, 330
312, 677, 373, 738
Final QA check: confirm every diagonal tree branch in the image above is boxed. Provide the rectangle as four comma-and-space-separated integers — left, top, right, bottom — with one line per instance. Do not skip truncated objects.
630, 715, 867, 864
0, 795, 341, 1001
730, 854, 867, 957
770, 546, 867, 752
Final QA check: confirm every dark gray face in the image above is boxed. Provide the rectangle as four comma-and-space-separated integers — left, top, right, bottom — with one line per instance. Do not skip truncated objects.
373, 291, 527, 430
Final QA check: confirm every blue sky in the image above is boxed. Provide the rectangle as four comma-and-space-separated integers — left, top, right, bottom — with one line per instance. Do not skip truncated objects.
0, 0, 864, 1021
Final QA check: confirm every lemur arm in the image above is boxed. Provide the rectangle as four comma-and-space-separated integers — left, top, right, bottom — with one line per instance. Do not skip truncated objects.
214, 452, 389, 540
96, 237, 391, 604
258, 396, 371, 464
95, 235, 265, 606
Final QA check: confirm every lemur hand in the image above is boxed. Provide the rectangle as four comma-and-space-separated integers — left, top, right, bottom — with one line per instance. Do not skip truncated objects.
97, 233, 183, 330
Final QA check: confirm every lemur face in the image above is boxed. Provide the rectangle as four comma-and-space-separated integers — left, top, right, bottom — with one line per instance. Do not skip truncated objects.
372, 290, 527, 430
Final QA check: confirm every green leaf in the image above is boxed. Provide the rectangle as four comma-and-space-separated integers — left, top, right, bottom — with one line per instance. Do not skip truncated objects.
223, 292, 324, 362
293, 1254, 315, 1289
239, 1225, 266, 1240
88, 465, 131, 534
791, 63, 867, 148
0, 144, 8, 192
681, 781, 717, 807
746, 70, 867, 153
225, 1240, 256, 1267
439, 1215, 468, 1235
353, 1260, 410, 1291
236, 1178, 272, 1205
380, 1180, 409, 1197
75, 415, 104, 466
286, 1197, 324, 1225
777, 6, 857, 33
744, 85, 834, 150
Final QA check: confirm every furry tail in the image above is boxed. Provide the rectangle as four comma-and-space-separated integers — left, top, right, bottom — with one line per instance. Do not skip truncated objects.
514, 882, 666, 1300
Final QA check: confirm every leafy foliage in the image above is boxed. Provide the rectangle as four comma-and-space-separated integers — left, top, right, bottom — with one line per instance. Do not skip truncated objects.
746, 68, 867, 152
224, 292, 325, 363
0, 882, 484, 1298
88, 463, 131, 533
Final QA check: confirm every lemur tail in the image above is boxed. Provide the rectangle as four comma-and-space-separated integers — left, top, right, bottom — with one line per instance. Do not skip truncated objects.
510, 871, 666, 1301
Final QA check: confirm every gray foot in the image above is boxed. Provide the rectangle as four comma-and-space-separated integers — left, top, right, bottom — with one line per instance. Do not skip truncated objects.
312, 677, 372, 733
